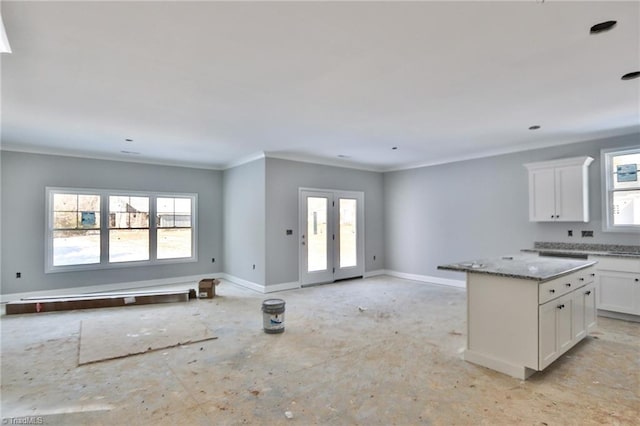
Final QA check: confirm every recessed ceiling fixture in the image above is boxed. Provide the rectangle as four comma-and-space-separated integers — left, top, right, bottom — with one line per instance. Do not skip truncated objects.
337, 154, 351, 158
590, 20, 617, 34
125, 138, 133, 142
621, 71, 640, 80
392, 146, 398, 150
120, 150, 140, 155
529, 125, 541, 130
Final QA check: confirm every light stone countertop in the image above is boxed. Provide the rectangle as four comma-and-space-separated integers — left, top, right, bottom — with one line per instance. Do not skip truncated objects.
438, 255, 597, 282
521, 248, 640, 259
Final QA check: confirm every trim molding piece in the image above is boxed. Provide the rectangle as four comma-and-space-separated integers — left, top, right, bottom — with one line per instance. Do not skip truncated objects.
384, 270, 466, 289
0, 274, 209, 303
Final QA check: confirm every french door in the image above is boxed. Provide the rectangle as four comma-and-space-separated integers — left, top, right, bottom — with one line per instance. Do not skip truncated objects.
299, 189, 364, 286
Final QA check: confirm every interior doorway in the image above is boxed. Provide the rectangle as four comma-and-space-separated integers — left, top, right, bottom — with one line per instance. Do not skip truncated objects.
298, 189, 364, 286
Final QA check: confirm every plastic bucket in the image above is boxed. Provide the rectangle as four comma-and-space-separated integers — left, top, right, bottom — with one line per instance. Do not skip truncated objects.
262, 299, 285, 334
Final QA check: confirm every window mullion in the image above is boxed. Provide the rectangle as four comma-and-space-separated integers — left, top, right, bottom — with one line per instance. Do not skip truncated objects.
101, 191, 109, 265
150, 195, 158, 262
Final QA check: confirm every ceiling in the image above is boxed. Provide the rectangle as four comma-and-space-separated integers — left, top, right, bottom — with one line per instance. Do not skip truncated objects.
1, 1, 639, 171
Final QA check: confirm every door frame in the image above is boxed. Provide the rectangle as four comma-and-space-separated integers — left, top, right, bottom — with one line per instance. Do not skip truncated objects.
298, 188, 365, 286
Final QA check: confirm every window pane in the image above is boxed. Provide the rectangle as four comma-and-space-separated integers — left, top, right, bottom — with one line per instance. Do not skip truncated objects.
79, 212, 100, 229
612, 153, 640, 190
54, 212, 78, 229
613, 190, 640, 226
157, 228, 192, 259
53, 230, 100, 266
174, 198, 191, 214
109, 196, 130, 212
129, 212, 149, 228
129, 196, 149, 212
53, 194, 77, 211
78, 195, 100, 211
339, 198, 357, 268
110, 212, 130, 228
109, 230, 149, 262
157, 198, 174, 214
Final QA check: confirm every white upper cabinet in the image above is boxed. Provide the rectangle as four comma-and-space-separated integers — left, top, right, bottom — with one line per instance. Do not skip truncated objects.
524, 156, 594, 222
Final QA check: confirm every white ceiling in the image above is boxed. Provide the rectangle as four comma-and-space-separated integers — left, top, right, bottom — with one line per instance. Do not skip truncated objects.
1, 1, 639, 171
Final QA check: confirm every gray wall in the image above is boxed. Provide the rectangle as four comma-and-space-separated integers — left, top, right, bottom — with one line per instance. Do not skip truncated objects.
1, 151, 223, 295
222, 158, 266, 285
384, 133, 640, 281
265, 158, 385, 286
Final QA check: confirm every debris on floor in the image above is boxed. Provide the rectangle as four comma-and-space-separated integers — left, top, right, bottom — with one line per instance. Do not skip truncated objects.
5, 289, 194, 315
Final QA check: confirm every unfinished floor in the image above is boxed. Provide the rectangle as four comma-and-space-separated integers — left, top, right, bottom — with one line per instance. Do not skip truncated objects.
1, 276, 639, 425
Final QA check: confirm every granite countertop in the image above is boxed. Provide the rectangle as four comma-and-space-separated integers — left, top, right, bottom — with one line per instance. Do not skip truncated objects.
438, 255, 597, 282
522, 242, 640, 259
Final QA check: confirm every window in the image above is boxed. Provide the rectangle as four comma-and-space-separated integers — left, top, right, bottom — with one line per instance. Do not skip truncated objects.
46, 188, 197, 272
602, 147, 640, 232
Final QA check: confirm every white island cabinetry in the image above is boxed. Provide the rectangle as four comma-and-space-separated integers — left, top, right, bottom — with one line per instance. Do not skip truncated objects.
439, 257, 597, 379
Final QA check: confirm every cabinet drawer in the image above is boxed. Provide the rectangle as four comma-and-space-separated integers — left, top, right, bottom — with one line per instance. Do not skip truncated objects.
575, 266, 596, 286
540, 275, 579, 304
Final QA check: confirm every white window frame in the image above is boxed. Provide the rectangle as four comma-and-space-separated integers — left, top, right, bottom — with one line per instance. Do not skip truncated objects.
46, 187, 198, 273
601, 146, 640, 233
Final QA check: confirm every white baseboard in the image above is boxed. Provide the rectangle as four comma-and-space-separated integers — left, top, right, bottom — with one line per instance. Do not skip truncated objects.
384, 270, 466, 289
219, 273, 265, 293
0, 274, 209, 303
220, 274, 300, 294
1, 269, 465, 303
364, 269, 385, 278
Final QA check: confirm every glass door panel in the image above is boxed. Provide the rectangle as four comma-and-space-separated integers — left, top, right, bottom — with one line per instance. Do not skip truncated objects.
339, 198, 357, 268
307, 197, 328, 272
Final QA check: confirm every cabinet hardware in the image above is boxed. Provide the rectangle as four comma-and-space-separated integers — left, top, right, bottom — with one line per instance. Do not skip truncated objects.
590, 273, 595, 277
635, 278, 639, 282
549, 289, 555, 293
557, 304, 565, 309
585, 291, 591, 296
565, 283, 571, 287
578, 278, 584, 281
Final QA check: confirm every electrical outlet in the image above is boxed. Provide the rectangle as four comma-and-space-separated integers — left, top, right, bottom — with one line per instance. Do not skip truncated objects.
253, 264, 256, 270
16, 272, 21, 278
286, 229, 293, 235
373, 255, 376, 261
581, 230, 594, 237
211, 258, 215, 263
567, 230, 573, 237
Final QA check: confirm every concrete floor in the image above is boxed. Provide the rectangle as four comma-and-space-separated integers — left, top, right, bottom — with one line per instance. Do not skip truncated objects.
1, 276, 638, 425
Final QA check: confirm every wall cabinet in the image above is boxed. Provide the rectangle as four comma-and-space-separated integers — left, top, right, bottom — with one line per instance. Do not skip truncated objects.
590, 256, 640, 316
524, 156, 594, 222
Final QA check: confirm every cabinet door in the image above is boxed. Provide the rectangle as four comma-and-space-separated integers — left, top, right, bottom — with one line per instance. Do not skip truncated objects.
572, 288, 587, 341
583, 284, 597, 332
554, 165, 587, 222
598, 270, 639, 315
539, 300, 558, 369
529, 168, 556, 221
557, 297, 573, 353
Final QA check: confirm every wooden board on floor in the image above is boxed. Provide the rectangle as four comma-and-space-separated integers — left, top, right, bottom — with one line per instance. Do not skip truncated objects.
5, 289, 192, 315
78, 312, 217, 365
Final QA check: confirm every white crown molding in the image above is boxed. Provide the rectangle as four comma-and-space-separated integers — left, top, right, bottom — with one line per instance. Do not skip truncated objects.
264, 152, 383, 173
223, 151, 266, 170
383, 129, 640, 173
0, 144, 224, 171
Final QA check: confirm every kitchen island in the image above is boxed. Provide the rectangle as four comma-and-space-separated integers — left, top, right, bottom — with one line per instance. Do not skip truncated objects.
439, 256, 597, 379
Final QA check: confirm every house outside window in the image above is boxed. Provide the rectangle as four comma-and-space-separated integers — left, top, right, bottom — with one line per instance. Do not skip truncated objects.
601, 147, 640, 232
46, 188, 197, 273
